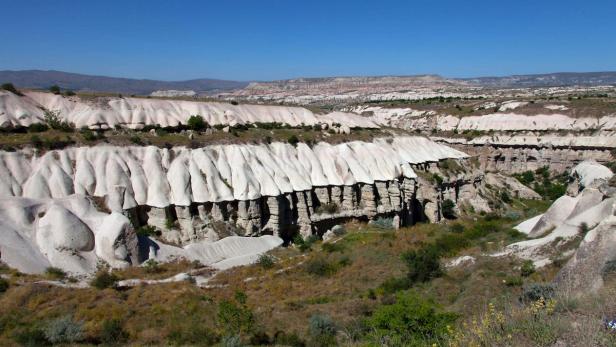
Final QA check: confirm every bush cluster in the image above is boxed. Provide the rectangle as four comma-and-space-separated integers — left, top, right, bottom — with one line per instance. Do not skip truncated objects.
44, 315, 84, 344
187, 114, 209, 131
256, 254, 275, 269
514, 167, 567, 200
305, 257, 338, 277
90, 271, 118, 289
136, 225, 162, 237
367, 291, 457, 345
44, 110, 75, 132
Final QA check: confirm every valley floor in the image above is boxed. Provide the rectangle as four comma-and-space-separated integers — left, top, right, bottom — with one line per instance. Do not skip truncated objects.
3, 198, 613, 346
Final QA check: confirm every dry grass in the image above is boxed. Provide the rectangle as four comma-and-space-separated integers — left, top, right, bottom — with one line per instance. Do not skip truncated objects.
0, 200, 572, 346
0, 126, 386, 151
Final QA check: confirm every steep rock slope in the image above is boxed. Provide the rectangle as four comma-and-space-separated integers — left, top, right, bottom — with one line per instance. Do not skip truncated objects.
0, 137, 485, 265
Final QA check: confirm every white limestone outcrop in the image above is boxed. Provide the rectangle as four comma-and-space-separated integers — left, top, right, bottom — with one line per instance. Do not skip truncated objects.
0, 90, 378, 129
500, 161, 615, 268
0, 137, 467, 208
0, 195, 139, 274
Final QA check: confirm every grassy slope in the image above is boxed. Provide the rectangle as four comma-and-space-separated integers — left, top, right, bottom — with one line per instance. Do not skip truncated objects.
1, 198, 577, 346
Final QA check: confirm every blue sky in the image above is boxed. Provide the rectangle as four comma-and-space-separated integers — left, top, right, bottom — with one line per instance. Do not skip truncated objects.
1, 0, 615, 81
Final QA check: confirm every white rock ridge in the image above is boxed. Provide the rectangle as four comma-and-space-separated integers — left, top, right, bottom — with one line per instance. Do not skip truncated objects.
0, 137, 467, 209
0, 90, 378, 129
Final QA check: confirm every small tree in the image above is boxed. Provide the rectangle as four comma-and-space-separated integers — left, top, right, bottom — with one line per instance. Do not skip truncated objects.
90, 271, 118, 289
49, 85, 61, 94
520, 260, 536, 277
1, 82, 23, 96
287, 135, 299, 147
402, 246, 442, 283
187, 115, 207, 131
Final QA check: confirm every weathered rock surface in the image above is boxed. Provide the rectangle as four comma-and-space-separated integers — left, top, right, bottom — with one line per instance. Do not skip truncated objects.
0, 90, 377, 129
553, 216, 616, 296
501, 161, 615, 270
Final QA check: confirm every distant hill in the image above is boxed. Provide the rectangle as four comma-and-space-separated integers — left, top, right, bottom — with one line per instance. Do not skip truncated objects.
0, 70, 248, 95
461, 71, 616, 88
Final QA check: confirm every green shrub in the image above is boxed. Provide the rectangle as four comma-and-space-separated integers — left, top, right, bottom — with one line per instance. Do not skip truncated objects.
287, 135, 299, 147
367, 291, 457, 345
500, 190, 512, 203
45, 267, 66, 280
136, 225, 161, 237
44, 110, 74, 132
321, 242, 345, 253
100, 319, 128, 344
372, 216, 394, 229
30, 135, 43, 149
49, 85, 61, 94
504, 276, 523, 286
44, 315, 84, 344
308, 314, 336, 344
187, 115, 207, 131
0, 277, 9, 293
379, 277, 411, 294
165, 218, 178, 229
449, 223, 465, 233
64, 90, 76, 96
12, 326, 48, 346
130, 135, 143, 145
432, 173, 443, 186
578, 222, 590, 235
401, 246, 442, 283
256, 254, 275, 269
80, 128, 98, 141
1, 82, 23, 95
305, 258, 338, 277
441, 199, 456, 219
28, 123, 48, 133
338, 255, 352, 267
521, 283, 555, 302
90, 271, 118, 289
217, 291, 255, 336
293, 234, 318, 252
143, 259, 163, 274
515, 170, 535, 185
432, 233, 469, 256
520, 260, 536, 277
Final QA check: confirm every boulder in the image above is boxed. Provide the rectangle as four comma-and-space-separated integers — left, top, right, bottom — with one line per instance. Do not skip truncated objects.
95, 213, 140, 269
554, 216, 616, 296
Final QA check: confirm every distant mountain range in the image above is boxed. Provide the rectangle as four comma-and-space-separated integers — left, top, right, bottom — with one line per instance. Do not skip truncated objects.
1, 70, 615, 96
461, 71, 616, 88
0, 70, 248, 95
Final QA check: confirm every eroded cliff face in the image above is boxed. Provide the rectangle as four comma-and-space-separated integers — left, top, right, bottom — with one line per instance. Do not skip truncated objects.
139, 160, 487, 245
445, 142, 614, 174
0, 137, 490, 246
